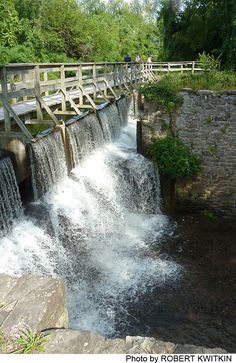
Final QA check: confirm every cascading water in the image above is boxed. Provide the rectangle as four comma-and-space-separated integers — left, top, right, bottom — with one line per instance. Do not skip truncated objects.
0, 157, 22, 237
67, 113, 104, 168
98, 102, 122, 142
28, 131, 67, 199
0, 101, 181, 337
116, 96, 129, 126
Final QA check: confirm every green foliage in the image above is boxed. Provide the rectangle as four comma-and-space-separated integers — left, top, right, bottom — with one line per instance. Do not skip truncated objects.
198, 52, 221, 72
147, 136, 201, 179
0, 0, 158, 63
139, 78, 183, 115
0, 0, 22, 47
141, 72, 236, 97
157, 0, 236, 69
15, 329, 48, 354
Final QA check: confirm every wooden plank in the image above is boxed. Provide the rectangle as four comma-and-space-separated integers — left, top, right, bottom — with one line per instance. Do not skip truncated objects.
60, 65, 66, 112
0, 67, 11, 132
54, 111, 77, 115
92, 64, 97, 99
0, 131, 26, 138
25, 119, 54, 125
77, 65, 83, 105
34, 65, 43, 123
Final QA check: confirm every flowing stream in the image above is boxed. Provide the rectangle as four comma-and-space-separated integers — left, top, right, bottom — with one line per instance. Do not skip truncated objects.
0, 100, 181, 337
0, 99, 235, 351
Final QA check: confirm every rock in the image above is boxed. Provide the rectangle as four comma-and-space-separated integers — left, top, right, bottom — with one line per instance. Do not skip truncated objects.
44, 331, 177, 354
174, 344, 227, 354
43, 329, 127, 354
0, 275, 229, 354
0, 274, 68, 337
125, 336, 176, 354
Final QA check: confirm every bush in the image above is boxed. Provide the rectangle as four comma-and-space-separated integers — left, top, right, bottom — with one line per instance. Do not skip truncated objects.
139, 78, 183, 115
197, 52, 221, 72
147, 137, 201, 179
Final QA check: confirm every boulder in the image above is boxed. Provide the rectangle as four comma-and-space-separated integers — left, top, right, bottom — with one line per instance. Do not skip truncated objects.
43, 329, 127, 354
0, 274, 68, 337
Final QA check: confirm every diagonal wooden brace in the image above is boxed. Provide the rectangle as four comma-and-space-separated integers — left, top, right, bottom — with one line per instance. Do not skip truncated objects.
78, 83, 97, 111
35, 95, 59, 125
60, 88, 82, 115
0, 95, 33, 140
102, 78, 118, 99
92, 81, 109, 102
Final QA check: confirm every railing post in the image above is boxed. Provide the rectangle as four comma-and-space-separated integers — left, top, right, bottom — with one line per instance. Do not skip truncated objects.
34, 65, 43, 122
130, 62, 133, 84
9, 74, 17, 104
92, 64, 97, 99
0, 66, 11, 132
192, 61, 195, 74
168, 63, 170, 73
22, 73, 28, 101
112, 64, 116, 88
60, 65, 66, 112
43, 71, 49, 96
104, 63, 107, 97
77, 65, 83, 105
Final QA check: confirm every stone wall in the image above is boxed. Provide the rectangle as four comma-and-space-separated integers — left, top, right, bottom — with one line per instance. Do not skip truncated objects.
141, 89, 236, 218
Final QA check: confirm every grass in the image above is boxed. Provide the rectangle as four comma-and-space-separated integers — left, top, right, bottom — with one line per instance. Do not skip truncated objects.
14, 329, 48, 354
0, 328, 48, 354
155, 71, 236, 92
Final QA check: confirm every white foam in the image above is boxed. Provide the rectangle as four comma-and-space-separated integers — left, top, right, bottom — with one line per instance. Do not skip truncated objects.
0, 118, 182, 336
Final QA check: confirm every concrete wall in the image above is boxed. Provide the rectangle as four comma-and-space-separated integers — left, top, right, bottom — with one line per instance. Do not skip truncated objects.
0, 137, 30, 183
141, 89, 236, 218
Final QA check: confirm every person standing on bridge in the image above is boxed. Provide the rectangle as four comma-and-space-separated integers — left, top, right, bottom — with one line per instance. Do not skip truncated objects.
147, 56, 152, 71
124, 54, 132, 71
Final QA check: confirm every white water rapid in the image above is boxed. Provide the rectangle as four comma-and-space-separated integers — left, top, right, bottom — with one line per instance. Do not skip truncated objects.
0, 113, 181, 337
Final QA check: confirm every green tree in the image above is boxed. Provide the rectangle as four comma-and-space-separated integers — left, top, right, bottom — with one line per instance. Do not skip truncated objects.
0, 0, 22, 47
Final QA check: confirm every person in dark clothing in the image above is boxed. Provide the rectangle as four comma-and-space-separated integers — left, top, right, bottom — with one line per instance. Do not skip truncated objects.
124, 55, 131, 63
124, 55, 132, 69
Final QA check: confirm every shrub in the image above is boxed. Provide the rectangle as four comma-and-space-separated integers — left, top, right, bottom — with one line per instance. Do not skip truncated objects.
197, 52, 221, 72
147, 137, 201, 179
139, 78, 183, 115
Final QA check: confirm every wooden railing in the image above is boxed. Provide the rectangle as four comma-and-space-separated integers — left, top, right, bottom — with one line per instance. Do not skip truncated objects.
0, 61, 203, 140
150, 61, 203, 73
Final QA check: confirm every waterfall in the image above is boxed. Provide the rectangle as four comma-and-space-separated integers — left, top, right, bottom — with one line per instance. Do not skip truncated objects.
117, 96, 129, 126
67, 113, 104, 168
97, 103, 122, 142
0, 102, 181, 337
0, 157, 22, 237
28, 131, 67, 199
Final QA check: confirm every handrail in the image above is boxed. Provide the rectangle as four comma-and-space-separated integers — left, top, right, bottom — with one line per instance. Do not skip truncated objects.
0, 61, 203, 140
0, 60, 202, 69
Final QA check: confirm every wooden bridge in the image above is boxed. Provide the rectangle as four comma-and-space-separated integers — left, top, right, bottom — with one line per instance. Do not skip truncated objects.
0, 60, 202, 183
0, 61, 202, 140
